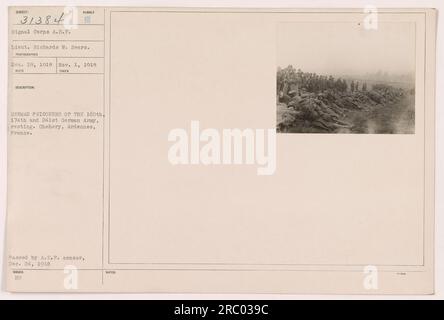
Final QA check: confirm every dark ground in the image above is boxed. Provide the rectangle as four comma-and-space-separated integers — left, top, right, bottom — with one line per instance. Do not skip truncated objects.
343, 93, 415, 134
283, 92, 415, 134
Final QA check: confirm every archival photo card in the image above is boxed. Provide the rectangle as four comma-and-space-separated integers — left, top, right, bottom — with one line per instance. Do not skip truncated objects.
5, 7, 436, 294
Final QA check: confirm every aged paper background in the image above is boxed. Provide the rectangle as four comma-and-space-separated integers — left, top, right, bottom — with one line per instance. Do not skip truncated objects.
3, 6, 437, 294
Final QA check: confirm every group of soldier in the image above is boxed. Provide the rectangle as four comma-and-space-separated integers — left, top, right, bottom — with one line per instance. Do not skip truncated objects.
277, 65, 368, 96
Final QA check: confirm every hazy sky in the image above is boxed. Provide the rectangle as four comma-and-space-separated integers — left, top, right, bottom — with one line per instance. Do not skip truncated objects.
277, 22, 416, 76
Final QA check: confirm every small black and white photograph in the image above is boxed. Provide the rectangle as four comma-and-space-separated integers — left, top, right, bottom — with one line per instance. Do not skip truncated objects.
277, 22, 416, 134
